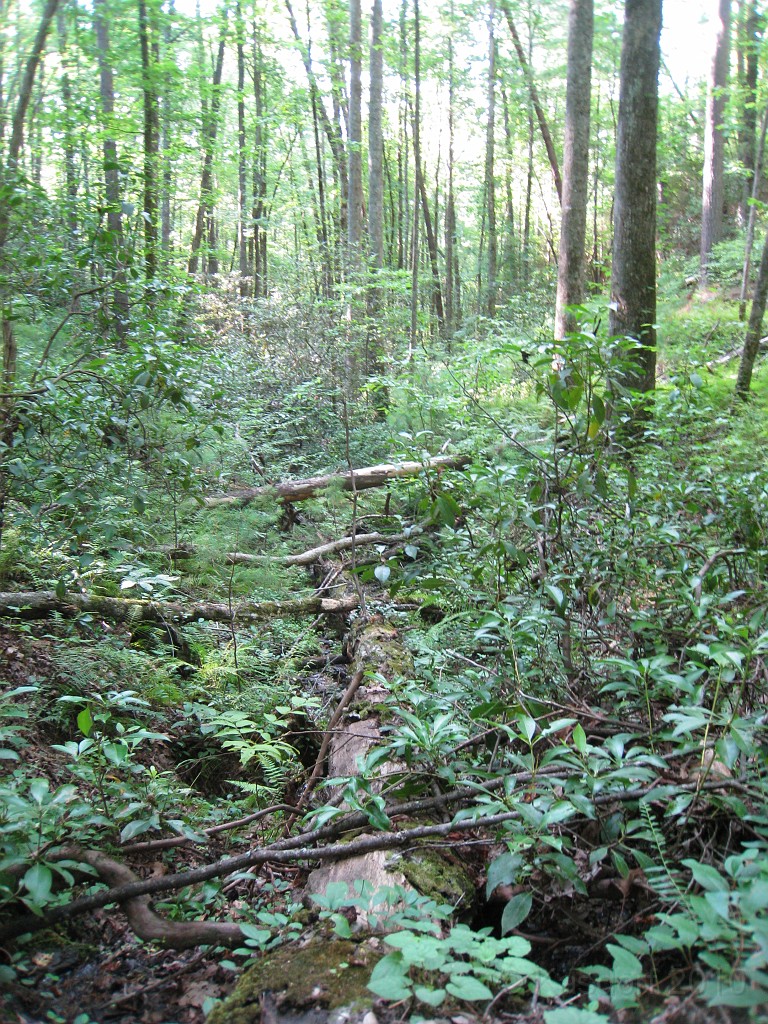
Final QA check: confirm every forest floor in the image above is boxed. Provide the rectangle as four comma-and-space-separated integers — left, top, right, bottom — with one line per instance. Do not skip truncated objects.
2, 289, 767, 1024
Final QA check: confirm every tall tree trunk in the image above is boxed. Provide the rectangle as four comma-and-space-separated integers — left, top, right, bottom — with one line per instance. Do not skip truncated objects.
483, 3, 497, 319
252, 18, 269, 297
367, 0, 384, 315
347, 0, 363, 271
499, 0, 562, 203
700, 0, 731, 288
138, 0, 160, 282
0, 0, 60, 554
236, 2, 248, 295
737, 0, 763, 225
554, 0, 593, 339
56, 6, 79, 246
188, 10, 228, 275
284, 0, 348, 206
93, 0, 130, 337
739, 104, 768, 319
609, 0, 661, 396
160, 0, 174, 254
444, 0, 458, 335
736, 223, 768, 396
410, 0, 443, 331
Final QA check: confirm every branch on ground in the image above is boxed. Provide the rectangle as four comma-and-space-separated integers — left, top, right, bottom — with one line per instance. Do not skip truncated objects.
203, 455, 471, 507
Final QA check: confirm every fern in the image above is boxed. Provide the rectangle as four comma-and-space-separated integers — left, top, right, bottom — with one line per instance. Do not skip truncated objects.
639, 803, 688, 906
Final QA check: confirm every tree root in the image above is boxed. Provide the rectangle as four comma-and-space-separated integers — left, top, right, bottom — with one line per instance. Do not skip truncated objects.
54, 845, 245, 949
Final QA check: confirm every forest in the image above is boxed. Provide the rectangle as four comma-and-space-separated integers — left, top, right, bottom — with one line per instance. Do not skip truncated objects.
1, 0, 767, 1022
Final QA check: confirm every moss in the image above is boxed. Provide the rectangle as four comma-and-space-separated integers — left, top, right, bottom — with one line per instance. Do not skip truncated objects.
396, 848, 476, 911
207, 939, 381, 1024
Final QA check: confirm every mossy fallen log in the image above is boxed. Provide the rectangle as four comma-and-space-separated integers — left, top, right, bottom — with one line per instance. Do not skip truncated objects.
0, 590, 358, 625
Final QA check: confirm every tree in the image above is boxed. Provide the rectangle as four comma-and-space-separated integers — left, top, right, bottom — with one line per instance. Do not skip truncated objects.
500, 0, 562, 203
609, 0, 662, 395
188, 8, 228, 276
348, 0, 364, 270
93, 0, 130, 336
367, 0, 384, 316
554, 0, 593, 339
0, 0, 60, 551
736, 223, 768, 396
700, 0, 731, 289
482, 2, 497, 319
138, 0, 160, 282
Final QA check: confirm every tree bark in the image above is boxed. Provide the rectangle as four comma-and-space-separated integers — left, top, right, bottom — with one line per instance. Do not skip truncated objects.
499, 0, 562, 203
0, 590, 359, 626
609, 0, 661, 396
736, 223, 768, 396
483, 3, 497, 319
204, 454, 471, 507
736, 0, 762, 225
348, 0, 364, 270
236, 2, 249, 294
367, 0, 384, 281
738, 103, 768, 320
188, 9, 228, 275
554, 0, 593, 339
700, 0, 731, 288
138, 0, 160, 281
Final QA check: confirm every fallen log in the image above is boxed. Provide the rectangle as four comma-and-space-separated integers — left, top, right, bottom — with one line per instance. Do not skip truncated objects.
0, 590, 358, 626
226, 526, 424, 567
203, 454, 471, 507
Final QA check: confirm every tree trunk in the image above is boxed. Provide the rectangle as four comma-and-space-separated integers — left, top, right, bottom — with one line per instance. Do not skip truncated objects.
737, 0, 763, 225
554, 0, 593, 339
367, 0, 384, 280
700, 0, 731, 288
188, 10, 228, 275
56, 7, 79, 245
236, 2, 247, 296
160, 0, 174, 254
138, 0, 160, 282
499, 0, 562, 203
738, 103, 768, 319
483, 3, 497, 319
736, 224, 768, 397
284, 0, 348, 206
609, 0, 661, 396
348, 0, 364, 271
204, 455, 471, 507
252, 18, 269, 297
0, 0, 60, 553
93, 0, 130, 336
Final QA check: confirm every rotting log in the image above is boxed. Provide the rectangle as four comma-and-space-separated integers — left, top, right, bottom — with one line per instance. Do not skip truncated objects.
203, 454, 471, 507
0, 590, 358, 626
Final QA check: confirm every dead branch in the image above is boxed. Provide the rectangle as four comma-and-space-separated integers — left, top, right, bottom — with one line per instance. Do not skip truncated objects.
0, 590, 358, 625
59, 846, 245, 949
226, 526, 425, 567
0, 772, 744, 946
693, 547, 744, 602
203, 455, 471, 508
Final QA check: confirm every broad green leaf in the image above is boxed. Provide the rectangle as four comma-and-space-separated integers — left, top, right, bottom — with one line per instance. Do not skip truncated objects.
500, 892, 532, 934
367, 952, 411, 1000
446, 975, 493, 1001
544, 1008, 612, 1024
572, 723, 587, 755
413, 985, 446, 1007
606, 944, 644, 981
23, 863, 53, 903
374, 565, 391, 584
77, 706, 93, 737
683, 859, 729, 892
